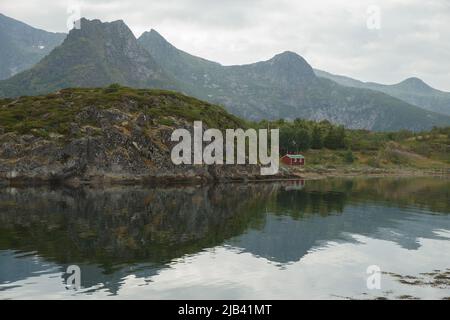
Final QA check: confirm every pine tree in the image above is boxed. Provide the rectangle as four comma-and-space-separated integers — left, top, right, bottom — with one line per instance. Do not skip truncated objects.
311, 125, 323, 149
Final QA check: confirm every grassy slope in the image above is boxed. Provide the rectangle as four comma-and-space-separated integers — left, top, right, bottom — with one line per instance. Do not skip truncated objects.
0, 86, 246, 137
301, 135, 449, 173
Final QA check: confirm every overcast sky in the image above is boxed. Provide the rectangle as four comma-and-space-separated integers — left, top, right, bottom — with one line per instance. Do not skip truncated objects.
2, 0, 449, 91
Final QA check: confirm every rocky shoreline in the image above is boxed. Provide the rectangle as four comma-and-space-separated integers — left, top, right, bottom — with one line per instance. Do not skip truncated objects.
1, 161, 447, 188
290, 167, 450, 180
0, 169, 296, 188
0, 125, 294, 188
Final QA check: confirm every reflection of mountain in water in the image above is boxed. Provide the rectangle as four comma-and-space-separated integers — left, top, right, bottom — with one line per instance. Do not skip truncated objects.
0, 250, 161, 295
0, 250, 62, 286
0, 177, 449, 294
229, 203, 450, 264
228, 178, 450, 264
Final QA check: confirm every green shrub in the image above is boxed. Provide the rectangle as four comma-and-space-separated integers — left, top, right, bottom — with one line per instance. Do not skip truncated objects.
103, 83, 122, 94
343, 150, 355, 163
159, 118, 175, 126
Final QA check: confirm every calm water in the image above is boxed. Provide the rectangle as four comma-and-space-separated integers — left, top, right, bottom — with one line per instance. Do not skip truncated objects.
0, 177, 449, 300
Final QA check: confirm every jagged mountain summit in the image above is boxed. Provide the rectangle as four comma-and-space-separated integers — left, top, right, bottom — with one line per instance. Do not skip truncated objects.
0, 18, 177, 97
315, 70, 450, 116
0, 13, 66, 80
139, 30, 450, 131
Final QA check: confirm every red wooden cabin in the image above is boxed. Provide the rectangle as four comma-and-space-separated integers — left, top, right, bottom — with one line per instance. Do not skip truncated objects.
281, 154, 305, 166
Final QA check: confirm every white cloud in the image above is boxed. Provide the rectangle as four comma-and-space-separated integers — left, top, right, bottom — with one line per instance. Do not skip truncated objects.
2, 0, 449, 90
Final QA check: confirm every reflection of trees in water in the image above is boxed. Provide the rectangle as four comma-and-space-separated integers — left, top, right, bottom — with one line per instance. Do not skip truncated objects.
305, 177, 450, 214
0, 184, 276, 267
0, 177, 448, 268
262, 177, 449, 220
271, 189, 347, 219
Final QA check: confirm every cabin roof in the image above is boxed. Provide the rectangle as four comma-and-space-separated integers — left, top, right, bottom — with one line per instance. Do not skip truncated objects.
284, 154, 305, 159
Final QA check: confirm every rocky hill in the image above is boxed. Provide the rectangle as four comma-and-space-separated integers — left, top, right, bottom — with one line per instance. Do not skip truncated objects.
0, 86, 278, 185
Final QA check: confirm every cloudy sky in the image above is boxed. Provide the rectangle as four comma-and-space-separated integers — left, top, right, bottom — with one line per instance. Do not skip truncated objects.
2, 0, 450, 91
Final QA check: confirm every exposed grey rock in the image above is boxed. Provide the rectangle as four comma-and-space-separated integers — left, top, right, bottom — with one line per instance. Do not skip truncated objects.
0, 123, 290, 186
136, 113, 148, 127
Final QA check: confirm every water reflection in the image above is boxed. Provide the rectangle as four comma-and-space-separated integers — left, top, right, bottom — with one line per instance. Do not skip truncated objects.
0, 177, 449, 299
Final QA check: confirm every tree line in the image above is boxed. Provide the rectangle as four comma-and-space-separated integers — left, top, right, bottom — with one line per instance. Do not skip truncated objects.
254, 118, 450, 155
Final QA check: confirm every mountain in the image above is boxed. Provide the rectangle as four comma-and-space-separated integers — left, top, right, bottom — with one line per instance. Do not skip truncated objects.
0, 18, 177, 97
0, 13, 66, 80
139, 29, 223, 93
315, 69, 450, 116
139, 30, 450, 131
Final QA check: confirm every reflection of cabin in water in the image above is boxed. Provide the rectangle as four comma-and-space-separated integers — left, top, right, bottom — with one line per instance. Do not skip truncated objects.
284, 180, 305, 191
281, 154, 305, 166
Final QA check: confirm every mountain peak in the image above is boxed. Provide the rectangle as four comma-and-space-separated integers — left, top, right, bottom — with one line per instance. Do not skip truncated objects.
149, 28, 164, 38
70, 18, 133, 38
263, 51, 316, 83
276, 50, 301, 57
138, 29, 186, 66
139, 29, 171, 47
0, 17, 175, 97
76, 17, 126, 26
271, 51, 306, 63
396, 77, 433, 92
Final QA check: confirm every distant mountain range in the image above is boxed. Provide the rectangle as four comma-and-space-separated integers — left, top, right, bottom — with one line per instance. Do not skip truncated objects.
0, 14, 449, 131
139, 29, 450, 131
315, 69, 450, 116
0, 13, 65, 80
